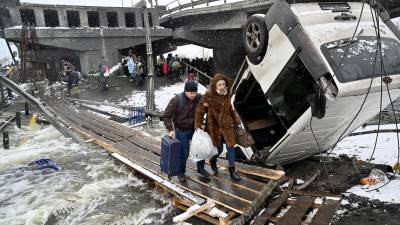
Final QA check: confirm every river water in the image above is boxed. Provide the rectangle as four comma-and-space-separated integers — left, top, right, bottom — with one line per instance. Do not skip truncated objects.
0, 122, 180, 225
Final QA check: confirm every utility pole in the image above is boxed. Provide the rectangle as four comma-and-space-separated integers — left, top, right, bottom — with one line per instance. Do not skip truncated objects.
142, 2, 155, 112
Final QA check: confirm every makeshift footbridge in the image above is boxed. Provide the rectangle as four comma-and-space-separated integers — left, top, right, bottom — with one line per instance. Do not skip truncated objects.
0, 75, 341, 225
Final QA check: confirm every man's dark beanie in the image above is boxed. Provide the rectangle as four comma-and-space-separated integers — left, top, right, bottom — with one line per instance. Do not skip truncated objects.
184, 80, 198, 92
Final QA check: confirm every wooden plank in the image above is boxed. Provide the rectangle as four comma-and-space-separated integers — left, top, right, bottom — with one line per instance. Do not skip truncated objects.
309, 199, 341, 225
117, 141, 258, 203
126, 137, 266, 192
275, 196, 315, 225
216, 159, 285, 181
81, 111, 134, 134
246, 119, 278, 130
64, 113, 124, 142
251, 192, 290, 225
56, 113, 117, 149
77, 104, 127, 122
172, 198, 221, 225
112, 152, 205, 204
73, 112, 130, 137
51, 109, 229, 219
83, 111, 266, 193
283, 190, 342, 199
173, 201, 216, 222
113, 142, 251, 214
0, 115, 15, 131
118, 140, 259, 203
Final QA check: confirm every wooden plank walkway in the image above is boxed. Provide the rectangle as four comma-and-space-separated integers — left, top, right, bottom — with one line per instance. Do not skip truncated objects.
250, 191, 341, 225
45, 99, 285, 224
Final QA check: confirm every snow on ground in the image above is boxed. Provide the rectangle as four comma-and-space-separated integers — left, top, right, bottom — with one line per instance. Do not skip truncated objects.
345, 178, 400, 204
116, 81, 207, 111
154, 82, 207, 111
86, 81, 208, 118
332, 126, 400, 166
331, 125, 400, 203
109, 63, 121, 74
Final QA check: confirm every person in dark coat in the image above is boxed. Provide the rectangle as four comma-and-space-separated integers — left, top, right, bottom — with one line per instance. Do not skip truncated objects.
66, 69, 79, 95
195, 74, 241, 180
162, 81, 201, 182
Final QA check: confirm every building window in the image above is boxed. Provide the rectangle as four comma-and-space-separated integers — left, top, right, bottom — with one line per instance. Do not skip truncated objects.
87, 11, 100, 27
66, 10, 80, 27
107, 12, 118, 27
125, 12, 135, 27
20, 8, 36, 26
43, 9, 60, 27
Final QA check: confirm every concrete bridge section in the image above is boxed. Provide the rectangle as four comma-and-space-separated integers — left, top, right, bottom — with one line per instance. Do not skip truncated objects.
159, 0, 400, 76
0, 1, 172, 79
2, 26, 172, 76
160, 0, 275, 76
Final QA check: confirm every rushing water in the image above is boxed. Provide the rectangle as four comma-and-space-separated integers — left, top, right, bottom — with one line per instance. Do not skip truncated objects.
0, 123, 182, 225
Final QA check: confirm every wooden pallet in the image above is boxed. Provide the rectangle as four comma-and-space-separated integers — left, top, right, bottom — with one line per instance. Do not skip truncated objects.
45, 99, 284, 225
250, 191, 341, 225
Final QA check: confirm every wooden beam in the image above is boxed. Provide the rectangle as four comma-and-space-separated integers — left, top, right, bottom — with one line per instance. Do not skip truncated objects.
229, 180, 277, 225
0, 115, 15, 131
216, 159, 285, 181
173, 201, 216, 223
172, 198, 222, 225
111, 152, 228, 218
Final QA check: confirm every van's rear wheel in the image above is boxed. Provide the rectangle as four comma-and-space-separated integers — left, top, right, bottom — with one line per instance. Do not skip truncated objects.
243, 14, 268, 65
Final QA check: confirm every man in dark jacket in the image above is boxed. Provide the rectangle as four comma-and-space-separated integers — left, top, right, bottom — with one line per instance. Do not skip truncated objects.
162, 80, 200, 182
66, 69, 79, 95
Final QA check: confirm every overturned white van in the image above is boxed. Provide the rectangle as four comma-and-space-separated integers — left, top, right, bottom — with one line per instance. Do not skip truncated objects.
232, 1, 400, 165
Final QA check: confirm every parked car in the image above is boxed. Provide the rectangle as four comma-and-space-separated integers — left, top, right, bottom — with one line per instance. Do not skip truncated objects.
232, 0, 400, 165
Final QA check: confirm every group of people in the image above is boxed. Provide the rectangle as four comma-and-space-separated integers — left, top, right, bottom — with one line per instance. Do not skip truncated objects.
156, 53, 182, 80
122, 50, 147, 84
156, 54, 214, 81
162, 74, 241, 182
180, 57, 214, 78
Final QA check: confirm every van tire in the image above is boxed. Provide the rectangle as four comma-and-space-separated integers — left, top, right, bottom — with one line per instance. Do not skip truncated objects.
243, 14, 268, 65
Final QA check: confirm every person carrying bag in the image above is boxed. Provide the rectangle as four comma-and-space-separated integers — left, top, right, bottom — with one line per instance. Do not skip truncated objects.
161, 80, 201, 182
194, 74, 242, 181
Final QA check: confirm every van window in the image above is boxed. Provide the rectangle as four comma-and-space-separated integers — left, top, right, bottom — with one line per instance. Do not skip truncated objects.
321, 36, 400, 83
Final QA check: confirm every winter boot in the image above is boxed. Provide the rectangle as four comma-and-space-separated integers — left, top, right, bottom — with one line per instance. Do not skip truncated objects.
197, 168, 210, 179
210, 159, 218, 175
229, 167, 241, 181
178, 174, 187, 183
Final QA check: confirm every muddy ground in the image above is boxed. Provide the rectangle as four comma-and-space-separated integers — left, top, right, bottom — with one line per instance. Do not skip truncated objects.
281, 155, 400, 225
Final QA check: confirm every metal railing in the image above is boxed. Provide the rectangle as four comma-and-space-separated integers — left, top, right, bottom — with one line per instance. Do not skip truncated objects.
182, 61, 212, 80
161, 0, 224, 16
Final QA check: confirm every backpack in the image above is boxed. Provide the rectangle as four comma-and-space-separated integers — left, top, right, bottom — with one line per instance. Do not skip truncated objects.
176, 92, 201, 111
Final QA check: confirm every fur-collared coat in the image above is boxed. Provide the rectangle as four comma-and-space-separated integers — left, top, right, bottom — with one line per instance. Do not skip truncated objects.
194, 74, 241, 148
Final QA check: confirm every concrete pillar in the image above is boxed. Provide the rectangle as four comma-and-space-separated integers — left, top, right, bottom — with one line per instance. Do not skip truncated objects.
135, 9, 143, 27
79, 49, 120, 74
151, 12, 159, 26
58, 9, 68, 27
213, 48, 246, 77
99, 10, 107, 27
9, 7, 22, 26
79, 10, 88, 27
117, 11, 126, 27
33, 8, 45, 27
